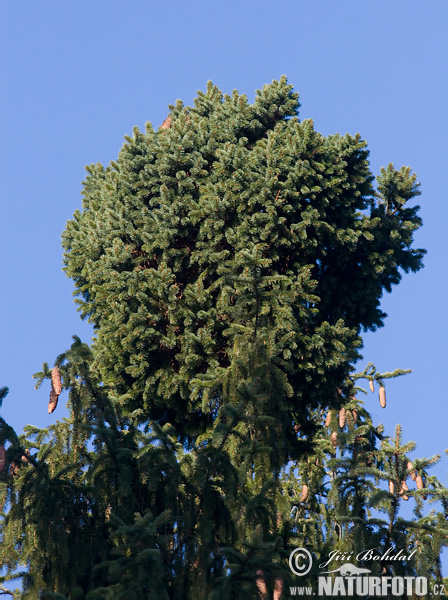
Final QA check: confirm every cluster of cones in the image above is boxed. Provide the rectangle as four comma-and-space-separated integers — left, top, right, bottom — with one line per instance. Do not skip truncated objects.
325, 379, 387, 450
389, 462, 426, 501
322, 383, 427, 503
256, 569, 283, 600
0, 445, 30, 476
9, 448, 30, 477
325, 406, 359, 450
369, 379, 387, 408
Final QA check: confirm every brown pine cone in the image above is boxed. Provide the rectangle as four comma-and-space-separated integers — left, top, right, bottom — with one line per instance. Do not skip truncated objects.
379, 386, 386, 408
416, 474, 427, 500
339, 408, 346, 428
389, 481, 395, 494
369, 380, 374, 393
331, 431, 338, 449
48, 388, 59, 414
52, 366, 62, 395
160, 116, 172, 130
400, 481, 409, 501
273, 576, 284, 600
256, 570, 268, 598
407, 461, 417, 480
300, 484, 309, 503
325, 411, 332, 428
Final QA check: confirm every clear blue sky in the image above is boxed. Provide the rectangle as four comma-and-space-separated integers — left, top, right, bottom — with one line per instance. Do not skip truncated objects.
1, 0, 447, 578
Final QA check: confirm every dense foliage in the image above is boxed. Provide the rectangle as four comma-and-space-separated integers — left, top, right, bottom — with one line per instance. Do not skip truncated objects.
1, 77, 446, 599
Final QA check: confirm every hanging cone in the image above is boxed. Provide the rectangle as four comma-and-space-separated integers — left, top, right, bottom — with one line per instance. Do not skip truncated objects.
325, 411, 332, 428
48, 388, 59, 414
389, 481, 395, 494
351, 409, 358, 423
0, 445, 5, 472
22, 449, 30, 464
300, 484, 309, 503
9, 461, 19, 477
400, 481, 409, 501
339, 408, 346, 428
369, 380, 374, 393
416, 474, 427, 500
255, 570, 268, 599
52, 366, 62, 395
379, 386, 386, 408
407, 461, 417, 480
160, 116, 172, 130
331, 431, 338, 449
273, 576, 284, 600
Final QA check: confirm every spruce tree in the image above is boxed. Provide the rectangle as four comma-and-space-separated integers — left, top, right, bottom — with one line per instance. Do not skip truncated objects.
1, 77, 446, 599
